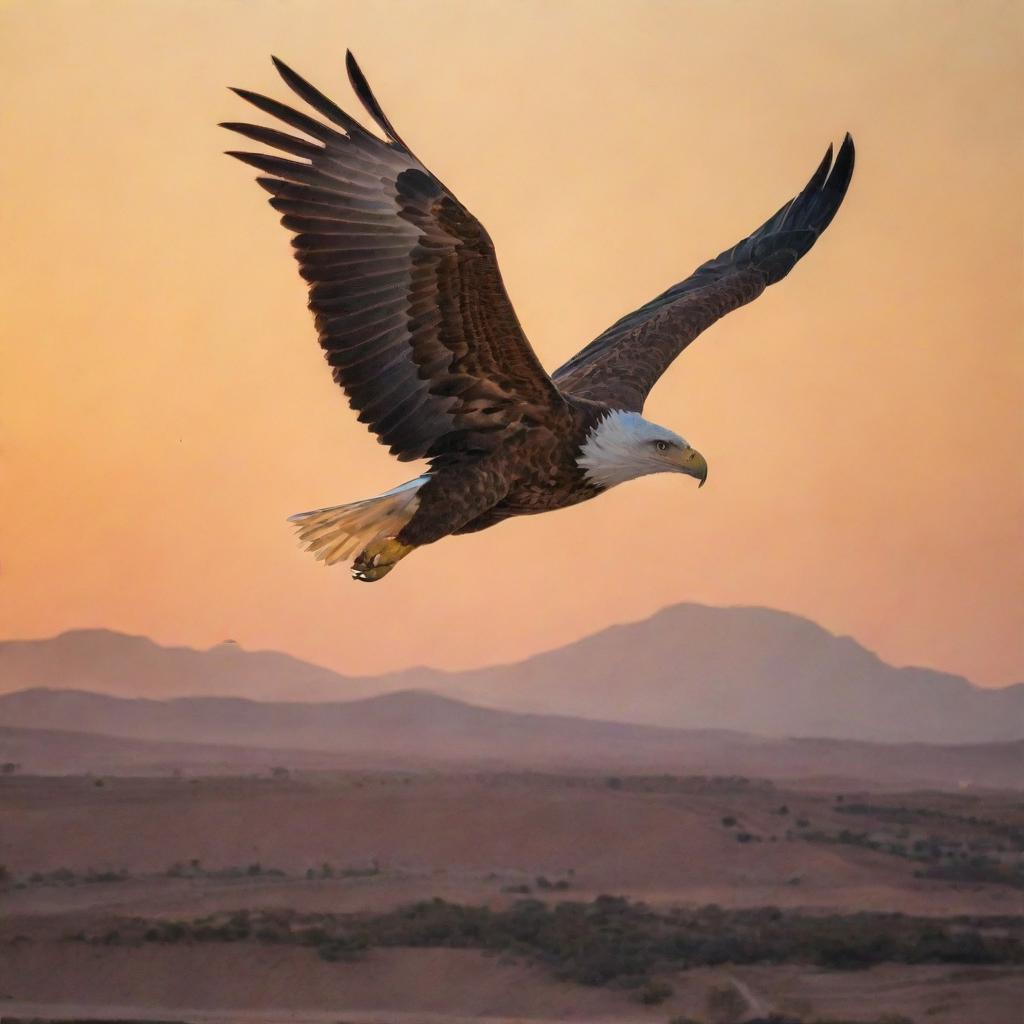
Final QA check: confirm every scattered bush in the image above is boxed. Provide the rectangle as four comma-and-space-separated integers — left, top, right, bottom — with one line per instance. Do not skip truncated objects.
636, 978, 673, 1004
113, 897, 1023, 995
168, 861, 286, 880
915, 860, 1024, 889
28, 867, 77, 886
534, 875, 570, 891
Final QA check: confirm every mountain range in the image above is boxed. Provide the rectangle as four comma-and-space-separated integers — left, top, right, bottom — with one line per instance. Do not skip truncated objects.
1, 604, 1020, 743
2, 691, 1022, 789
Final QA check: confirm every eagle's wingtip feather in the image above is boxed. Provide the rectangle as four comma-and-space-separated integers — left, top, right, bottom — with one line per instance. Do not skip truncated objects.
825, 133, 856, 199
805, 143, 833, 194
343, 49, 408, 151
270, 55, 296, 79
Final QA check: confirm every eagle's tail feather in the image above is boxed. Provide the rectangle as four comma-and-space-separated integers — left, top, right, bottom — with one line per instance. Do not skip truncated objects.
288, 476, 427, 566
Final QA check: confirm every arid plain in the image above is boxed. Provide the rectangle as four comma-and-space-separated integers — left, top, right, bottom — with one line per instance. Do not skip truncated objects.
2, 765, 1023, 1023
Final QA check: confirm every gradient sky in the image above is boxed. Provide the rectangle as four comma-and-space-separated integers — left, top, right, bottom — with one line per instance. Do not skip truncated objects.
1, 0, 1021, 686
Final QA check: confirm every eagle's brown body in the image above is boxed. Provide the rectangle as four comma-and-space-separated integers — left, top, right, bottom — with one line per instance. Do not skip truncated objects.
224, 52, 854, 580
412, 399, 604, 544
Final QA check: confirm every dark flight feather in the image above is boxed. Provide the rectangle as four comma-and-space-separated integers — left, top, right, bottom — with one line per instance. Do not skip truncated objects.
224, 54, 564, 465
269, 57, 373, 141
344, 50, 410, 151
225, 53, 853, 469
553, 134, 856, 411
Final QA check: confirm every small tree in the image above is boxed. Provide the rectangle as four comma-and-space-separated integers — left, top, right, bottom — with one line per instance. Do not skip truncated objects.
636, 978, 673, 1005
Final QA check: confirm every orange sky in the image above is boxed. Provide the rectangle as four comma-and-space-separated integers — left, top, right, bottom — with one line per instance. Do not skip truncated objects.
1, 0, 1021, 687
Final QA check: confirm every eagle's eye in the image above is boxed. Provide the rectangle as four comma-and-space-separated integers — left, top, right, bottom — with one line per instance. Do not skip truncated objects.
656, 440, 669, 452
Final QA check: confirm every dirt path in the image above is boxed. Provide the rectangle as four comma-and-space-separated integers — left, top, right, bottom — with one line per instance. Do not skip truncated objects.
726, 972, 773, 1018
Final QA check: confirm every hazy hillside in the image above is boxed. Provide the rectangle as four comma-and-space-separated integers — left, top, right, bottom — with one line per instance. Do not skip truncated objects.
0, 688, 761, 767
439, 605, 1024, 742
2, 690, 1023, 788
0, 629, 380, 703
2, 604, 1022, 742
0, 724, 385, 776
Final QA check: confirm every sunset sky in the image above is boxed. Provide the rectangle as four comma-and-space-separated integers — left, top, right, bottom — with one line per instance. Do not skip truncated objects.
1, 0, 1021, 688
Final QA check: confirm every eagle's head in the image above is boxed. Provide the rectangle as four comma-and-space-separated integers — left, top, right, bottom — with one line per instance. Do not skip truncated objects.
577, 410, 708, 490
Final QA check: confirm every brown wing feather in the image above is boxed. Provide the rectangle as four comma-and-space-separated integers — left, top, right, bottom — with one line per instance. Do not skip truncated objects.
553, 135, 855, 411
223, 53, 563, 465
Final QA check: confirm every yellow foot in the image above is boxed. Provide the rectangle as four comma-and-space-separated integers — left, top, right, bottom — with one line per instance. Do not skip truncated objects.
351, 537, 415, 583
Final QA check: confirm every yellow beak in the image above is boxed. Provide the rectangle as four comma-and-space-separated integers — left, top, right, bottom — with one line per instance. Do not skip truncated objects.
672, 446, 708, 487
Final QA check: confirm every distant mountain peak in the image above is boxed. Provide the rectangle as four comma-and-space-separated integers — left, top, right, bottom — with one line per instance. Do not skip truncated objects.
1, 604, 1020, 743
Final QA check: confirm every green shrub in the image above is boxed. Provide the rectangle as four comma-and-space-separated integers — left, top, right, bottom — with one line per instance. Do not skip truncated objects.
121, 897, 1023, 991
636, 978, 673, 1004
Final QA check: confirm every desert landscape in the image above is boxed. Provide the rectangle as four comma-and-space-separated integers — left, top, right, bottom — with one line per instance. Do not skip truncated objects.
5, 0, 1022, 1018
2, 613, 1023, 1023
1, 771, 1023, 1022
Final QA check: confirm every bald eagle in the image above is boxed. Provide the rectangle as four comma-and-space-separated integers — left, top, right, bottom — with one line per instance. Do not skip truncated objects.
224, 53, 854, 581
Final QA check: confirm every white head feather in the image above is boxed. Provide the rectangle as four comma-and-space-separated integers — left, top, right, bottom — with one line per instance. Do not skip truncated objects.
577, 410, 691, 489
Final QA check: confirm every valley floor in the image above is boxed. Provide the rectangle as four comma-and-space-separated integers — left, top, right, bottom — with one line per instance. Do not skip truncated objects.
2, 951, 1022, 1023
2, 771, 1023, 1022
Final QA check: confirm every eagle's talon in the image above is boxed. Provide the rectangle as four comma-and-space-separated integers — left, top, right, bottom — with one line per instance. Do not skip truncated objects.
352, 537, 414, 583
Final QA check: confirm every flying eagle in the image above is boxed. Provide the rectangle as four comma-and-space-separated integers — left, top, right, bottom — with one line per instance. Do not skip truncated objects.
224, 53, 854, 581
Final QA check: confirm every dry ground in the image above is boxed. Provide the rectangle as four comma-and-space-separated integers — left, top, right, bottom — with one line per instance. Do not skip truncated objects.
2, 771, 1023, 1022
1, 947, 1022, 1023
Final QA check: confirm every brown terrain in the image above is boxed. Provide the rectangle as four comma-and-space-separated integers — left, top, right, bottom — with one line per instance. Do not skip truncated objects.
2, 617, 1022, 1022
1, 769, 1022, 1023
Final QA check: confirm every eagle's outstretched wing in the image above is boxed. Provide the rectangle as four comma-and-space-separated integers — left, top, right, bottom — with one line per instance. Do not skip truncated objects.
553, 135, 855, 411
223, 53, 563, 466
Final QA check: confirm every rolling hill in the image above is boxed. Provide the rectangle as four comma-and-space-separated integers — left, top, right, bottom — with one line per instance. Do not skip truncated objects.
1, 690, 1023, 788
2, 605, 1021, 742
